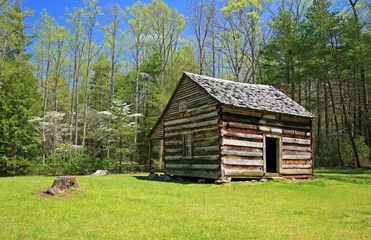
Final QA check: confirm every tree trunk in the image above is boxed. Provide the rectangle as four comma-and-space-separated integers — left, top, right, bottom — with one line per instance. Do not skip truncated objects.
328, 80, 344, 166
339, 81, 361, 167
324, 81, 329, 137
316, 79, 322, 155
42, 49, 51, 165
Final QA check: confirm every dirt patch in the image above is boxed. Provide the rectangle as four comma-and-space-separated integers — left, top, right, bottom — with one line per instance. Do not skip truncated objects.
287, 176, 316, 183
36, 189, 83, 199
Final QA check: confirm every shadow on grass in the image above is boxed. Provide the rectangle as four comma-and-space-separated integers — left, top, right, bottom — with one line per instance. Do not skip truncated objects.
132, 175, 214, 185
316, 168, 371, 175
315, 169, 371, 185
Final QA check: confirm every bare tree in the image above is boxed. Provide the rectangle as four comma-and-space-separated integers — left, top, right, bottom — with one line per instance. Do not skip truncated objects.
188, 0, 215, 75
102, 3, 125, 107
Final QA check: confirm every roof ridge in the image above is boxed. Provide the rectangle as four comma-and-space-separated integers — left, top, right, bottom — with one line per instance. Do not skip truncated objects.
184, 72, 270, 88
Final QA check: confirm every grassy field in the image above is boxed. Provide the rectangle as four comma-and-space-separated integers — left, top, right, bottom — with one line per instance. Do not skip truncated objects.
1, 170, 370, 239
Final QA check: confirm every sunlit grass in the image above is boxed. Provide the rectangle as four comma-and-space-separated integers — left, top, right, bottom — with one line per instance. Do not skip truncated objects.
1, 170, 370, 239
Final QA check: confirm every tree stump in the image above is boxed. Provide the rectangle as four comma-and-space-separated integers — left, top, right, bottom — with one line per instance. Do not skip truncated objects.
44, 176, 80, 196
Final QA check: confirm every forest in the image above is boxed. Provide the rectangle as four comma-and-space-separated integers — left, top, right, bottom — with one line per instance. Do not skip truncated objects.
1, 0, 371, 175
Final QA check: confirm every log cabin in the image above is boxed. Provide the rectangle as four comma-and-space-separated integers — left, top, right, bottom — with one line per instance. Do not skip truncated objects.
147, 72, 315, 180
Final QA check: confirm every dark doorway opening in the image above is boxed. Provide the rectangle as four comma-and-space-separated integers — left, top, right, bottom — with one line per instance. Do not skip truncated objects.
266, 137, 278, 173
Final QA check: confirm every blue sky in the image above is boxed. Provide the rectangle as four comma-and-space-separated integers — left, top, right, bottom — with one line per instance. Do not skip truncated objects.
23, 0, 189, 25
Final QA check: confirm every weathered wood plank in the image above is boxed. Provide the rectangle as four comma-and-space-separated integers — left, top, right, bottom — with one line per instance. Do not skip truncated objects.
282, 164, 312, 169
223, 139, 263, 148
283, 129, 295, 135
221, 129, 263, 140
166, 119, 219, 131
258, 126, 270, 132
165, 148, 182, 153
221, 149, 263, 157
185, 105, 217, 114
165, 155, 220, 161
164, 156, 183, 161
281, 169, 312, 175
282, 155, 311, 160
262, 114, 277, 120
226, 121, 258, 130
165, 126, 219, 137
282, 137, 311, 145
222, 113, 311, 130
193, 135, 219, 143
271, 128, 283, 134
222, 158, 263, 166
166, 169, 220, 179
166, 164, 219, 170
194, 146, 219, 152
283, 159, 311, 164
280, 115, 311, 124
222, 106, 262, 117
282, 145, 312, 152
193, 155, 219, 161
224, 169, 263, 176
164, 110, 218, 126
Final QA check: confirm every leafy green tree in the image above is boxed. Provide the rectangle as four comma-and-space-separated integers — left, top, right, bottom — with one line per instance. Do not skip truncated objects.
0, 1, 40, 175
90, 53, 111, 111
96, 99, 138, 173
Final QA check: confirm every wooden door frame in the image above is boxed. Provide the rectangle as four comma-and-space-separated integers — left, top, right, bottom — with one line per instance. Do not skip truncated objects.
263, 134, 282, 175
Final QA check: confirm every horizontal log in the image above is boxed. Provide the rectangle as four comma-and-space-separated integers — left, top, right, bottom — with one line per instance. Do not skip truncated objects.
283, 160, 311, 165
193, 135, 219, 143
281, 169, 312, 175
165, 155, 219, 161
194, 146, 219, 152
282, 155, 311, 160
222, 158, 263, 166
166, 169, 220, 179
223, 145, 262, 151
222, 113, 311, 130
226, 121, 258, 130
185, 105, 218, 115
165, 156, 183, 161
223, 139, 263, 148
262, 114, 277, 120
164, 111, 218, 126
282, 145, 311, 152
295, 130, 306, 136
221, 129, 263, 140
165, 148, 182, 153
221, 149, 263, 157
224, 169, 263, 176
283, 129, 295, 135
222, 106, 262, 117
166, 119, 219, 131
165, 126, 219, 137
282, 137, 310, 145
166, 164, 219, 170
193, 155, 219, 161
280, 115, 311, 124
165, 104, 217, 120
258, 126, 270, 132
282, 164, 312, 169
271, 128, 283, 134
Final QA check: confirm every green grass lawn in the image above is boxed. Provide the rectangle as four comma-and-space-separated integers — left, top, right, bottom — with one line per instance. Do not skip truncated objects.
1, 170, 371, 239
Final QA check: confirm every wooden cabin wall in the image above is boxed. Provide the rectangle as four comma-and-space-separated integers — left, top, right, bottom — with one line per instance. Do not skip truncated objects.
220, 120, 265, 177
163, 76, 219, 121
221, 107, 313, 178
163, 76, 221, 179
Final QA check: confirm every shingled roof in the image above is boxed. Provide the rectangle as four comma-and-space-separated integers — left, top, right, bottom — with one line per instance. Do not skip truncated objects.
184, 72, 314, 118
